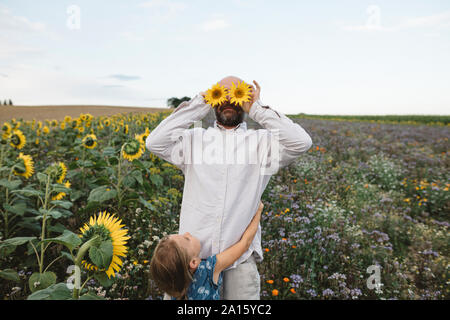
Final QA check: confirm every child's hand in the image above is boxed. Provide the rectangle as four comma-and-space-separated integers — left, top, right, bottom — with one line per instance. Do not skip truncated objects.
249, 201, 264, 226
257, 201, 264, 214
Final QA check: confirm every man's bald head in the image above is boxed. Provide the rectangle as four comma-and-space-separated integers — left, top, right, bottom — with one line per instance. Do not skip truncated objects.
218, 76, 244, 90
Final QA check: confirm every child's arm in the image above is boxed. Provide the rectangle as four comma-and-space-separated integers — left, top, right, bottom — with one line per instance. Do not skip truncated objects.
213, 201, 264, 283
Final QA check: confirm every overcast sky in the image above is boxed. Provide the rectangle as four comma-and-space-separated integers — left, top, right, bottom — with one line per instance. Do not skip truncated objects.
1, 0, 449, 115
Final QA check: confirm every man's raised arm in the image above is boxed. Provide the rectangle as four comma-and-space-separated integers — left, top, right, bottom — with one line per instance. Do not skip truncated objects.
248, 98, 313, 170
145, 93, 210, 173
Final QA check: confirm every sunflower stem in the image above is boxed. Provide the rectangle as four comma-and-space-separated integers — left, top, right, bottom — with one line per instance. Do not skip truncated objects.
73, 235, 100, 299
39, 173, 51, 274
0, 144, 4, 168
117, 145, 125, 210
3, 167, 14, 238
81, 147, 86, 189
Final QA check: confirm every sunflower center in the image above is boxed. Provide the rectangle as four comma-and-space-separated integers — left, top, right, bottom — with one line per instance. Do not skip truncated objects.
84, 137, 95, 146
235, 89, 244, 98
212, 89, 222, 99
11, 134, 20, 145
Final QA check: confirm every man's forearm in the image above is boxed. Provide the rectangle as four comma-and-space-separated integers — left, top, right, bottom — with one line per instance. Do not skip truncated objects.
248, 99, 312, 153
248, 99, 313, 169
145, 94, 210, 163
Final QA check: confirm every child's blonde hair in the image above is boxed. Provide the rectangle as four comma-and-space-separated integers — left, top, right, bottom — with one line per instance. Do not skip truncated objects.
149, 235, 193, 299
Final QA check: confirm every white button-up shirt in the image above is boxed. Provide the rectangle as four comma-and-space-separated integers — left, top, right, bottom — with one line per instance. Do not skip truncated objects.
146, 93, 312, 269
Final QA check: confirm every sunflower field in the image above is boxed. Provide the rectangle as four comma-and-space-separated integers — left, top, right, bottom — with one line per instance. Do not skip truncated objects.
0, 112, 449, 300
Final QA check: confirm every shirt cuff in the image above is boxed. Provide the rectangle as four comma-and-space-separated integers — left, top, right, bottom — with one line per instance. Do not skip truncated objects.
248, 99, 263, 121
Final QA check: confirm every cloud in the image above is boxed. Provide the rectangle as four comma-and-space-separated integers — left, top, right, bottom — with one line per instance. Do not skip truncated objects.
0, 5, 46, 33
0, 73, 8, 78
103, 85, 126, 88
0, 38, 44, 59
343, 9, 450, 33
108, 74, 142, 81
138, 0, 187, 21
0, 5, 49, 60
397, 11, 450, 29
201, 18, 230, 31
118, 32, 145, 42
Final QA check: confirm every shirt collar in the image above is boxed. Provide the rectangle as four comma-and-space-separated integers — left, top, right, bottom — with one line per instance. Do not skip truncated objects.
214, 120, 247, 131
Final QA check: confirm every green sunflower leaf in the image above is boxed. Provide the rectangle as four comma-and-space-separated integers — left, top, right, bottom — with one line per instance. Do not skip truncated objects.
0, 179, 22, 190
87, 186, 117, 204
89, 240, 113, 270
10, 187, 44, 197
131, 170, 143, 186
149, 174, 163, 187
39, 230, 82, 252
79, 291, 105, 300
102, 146, 117, 157
50, 200, 73, 210
28, 271, 57, 293
93, 272, 114, 288
0, 269, 20, 282
3, 202, 27, 216
27, 282, 72, 300
36, 172, 48, 184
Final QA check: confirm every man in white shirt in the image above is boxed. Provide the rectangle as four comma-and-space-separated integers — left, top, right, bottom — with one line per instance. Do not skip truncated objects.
146, 76, 312, 299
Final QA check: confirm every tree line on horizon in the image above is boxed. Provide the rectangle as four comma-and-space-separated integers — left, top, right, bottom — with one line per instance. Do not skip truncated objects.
1, 99, 13, 106
167, 96, 190, 108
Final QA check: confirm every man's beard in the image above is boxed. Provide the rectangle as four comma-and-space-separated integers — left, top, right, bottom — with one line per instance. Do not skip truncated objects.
214, 103, 245, 127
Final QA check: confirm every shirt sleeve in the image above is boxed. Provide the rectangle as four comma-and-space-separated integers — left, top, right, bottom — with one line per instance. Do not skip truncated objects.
145, 94, 211, 173
248, 99, 313, 173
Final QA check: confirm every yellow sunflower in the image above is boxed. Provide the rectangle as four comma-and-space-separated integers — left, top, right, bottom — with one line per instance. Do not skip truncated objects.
122, 138, 144, 161
43, 126, 50, 134
79, 211, 130, 278
82, 134, 97, 149
53, 162, 67, 184
52, 180, 71, 201
2, 122, 12, 140
103, 119, 111, 127
60, 122, 66, 130
134, 133, 147, 149
9, 129, 26, 150
205, 83, 229, 107
228, 80, 252, 107
64, 116, 72, 123
13, 153, 34, 179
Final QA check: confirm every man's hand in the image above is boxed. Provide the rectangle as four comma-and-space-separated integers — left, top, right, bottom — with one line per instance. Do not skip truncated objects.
241, 80, 261, 114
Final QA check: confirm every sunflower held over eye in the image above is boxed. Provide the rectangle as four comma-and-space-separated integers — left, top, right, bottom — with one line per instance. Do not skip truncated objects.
82, 134, 97, 149
79, 211, 130, 278
9, 129, 26, 150
228, 80, 252, 107
122, 138, 144, 162
13, 153, 34, 179
205, 83, 229, 108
